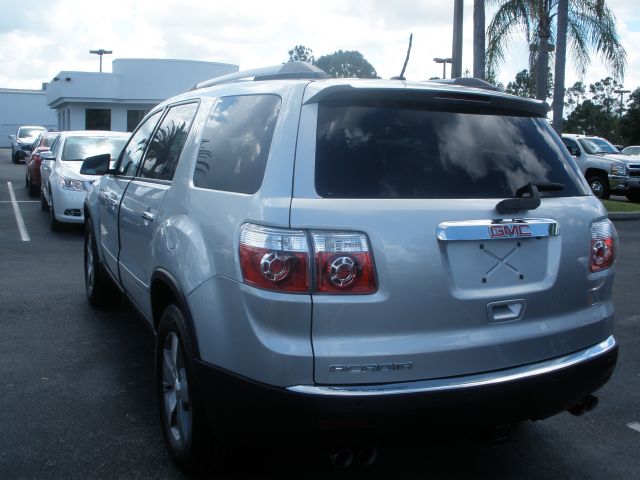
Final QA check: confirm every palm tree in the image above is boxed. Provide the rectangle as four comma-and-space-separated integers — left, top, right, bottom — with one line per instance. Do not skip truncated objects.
486, 0, 626, 102
473, 0, 486, 79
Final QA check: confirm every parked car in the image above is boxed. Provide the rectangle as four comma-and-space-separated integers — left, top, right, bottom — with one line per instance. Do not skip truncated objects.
562, 134, 640, 202
621, 145, 640, 156
40, 130, 128, 230
9, 125, 47, 163
25, 131, 60, 197
82, 62, 618, 472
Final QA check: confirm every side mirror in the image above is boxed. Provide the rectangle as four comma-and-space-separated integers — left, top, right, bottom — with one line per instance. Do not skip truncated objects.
40, 151, 55, 161
80, 153, 111, 175
9, 134, 15, 140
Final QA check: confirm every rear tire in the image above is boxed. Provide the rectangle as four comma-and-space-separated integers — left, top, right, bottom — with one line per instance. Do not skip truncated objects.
84, 220, 121, 307
27, 177, 38, 197
587, 175, 610, 200
156, 304, 221, 474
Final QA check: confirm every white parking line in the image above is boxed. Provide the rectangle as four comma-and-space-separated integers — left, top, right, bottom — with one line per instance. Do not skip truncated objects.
627, 422, 640, 433
7, 182, 30, 242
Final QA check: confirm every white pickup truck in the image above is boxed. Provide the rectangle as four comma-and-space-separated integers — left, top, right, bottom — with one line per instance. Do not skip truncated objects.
562, 134, 640, 202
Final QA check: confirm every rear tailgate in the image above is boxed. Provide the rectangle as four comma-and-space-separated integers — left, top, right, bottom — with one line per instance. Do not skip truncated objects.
291, 91, 615, 386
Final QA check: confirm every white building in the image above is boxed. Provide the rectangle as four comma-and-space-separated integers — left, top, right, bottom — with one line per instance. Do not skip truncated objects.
46, 58, 238, 132
0, 88, 57, 147
0, 58, 238, 147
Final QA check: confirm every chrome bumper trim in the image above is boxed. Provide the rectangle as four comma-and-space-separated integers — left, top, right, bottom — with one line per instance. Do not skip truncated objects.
287, 336, 616, 397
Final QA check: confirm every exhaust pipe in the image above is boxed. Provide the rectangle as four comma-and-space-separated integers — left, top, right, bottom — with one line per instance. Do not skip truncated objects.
329, 448, 354, 469
568, 394, 599, 416
356, 447, 378, 467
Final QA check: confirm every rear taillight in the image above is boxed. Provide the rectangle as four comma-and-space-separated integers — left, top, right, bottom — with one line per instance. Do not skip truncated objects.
239, 224, 309, 292
311, 232, 377, 294
591, 219, 616, 272
239, 224, 377, 294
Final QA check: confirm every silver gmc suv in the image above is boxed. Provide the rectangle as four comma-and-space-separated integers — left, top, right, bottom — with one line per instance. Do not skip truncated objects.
81, 62, 618, 472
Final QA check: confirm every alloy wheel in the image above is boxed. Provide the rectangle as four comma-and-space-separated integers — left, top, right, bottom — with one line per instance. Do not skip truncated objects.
162, 332, 192, 448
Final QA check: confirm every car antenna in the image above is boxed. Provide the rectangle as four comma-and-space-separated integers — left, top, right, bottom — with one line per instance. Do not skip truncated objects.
391, 33, 413, 81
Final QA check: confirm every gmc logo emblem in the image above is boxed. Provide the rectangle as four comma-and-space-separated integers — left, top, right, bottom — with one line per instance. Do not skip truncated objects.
489, 225, 532, 238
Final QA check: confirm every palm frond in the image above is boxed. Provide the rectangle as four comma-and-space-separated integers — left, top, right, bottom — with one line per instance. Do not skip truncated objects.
486, 0, 532, 76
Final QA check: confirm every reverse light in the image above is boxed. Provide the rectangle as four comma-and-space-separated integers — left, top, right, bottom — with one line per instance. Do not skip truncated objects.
591, 219, 616, 272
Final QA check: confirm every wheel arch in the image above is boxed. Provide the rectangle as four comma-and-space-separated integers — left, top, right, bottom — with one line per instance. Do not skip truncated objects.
150, 269, 200, 359
584, 167, 608, 180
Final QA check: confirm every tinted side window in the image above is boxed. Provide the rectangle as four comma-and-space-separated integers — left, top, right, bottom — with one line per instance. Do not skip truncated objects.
140, 102, 199, 181
315, 104, 586, 199
117, 110, 162, 176
194, 95, 281, 194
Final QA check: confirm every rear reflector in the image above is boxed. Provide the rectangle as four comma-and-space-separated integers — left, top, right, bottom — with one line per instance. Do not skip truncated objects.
590, 220, 616, 272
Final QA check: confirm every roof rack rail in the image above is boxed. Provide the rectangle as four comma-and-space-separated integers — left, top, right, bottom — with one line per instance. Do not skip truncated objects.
429, 77, 501, 91
191, 61, 328, 90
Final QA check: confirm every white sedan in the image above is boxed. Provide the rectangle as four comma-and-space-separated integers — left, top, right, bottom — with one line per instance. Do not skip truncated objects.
40, 130, 129, 230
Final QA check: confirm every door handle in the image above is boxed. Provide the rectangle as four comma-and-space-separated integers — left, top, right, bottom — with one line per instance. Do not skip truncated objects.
141, 211, 156, 222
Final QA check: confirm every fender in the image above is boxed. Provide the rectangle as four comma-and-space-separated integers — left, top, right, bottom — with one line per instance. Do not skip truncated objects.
150, 268, 201, 359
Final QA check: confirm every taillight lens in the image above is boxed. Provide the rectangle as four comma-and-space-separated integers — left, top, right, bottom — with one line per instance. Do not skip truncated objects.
591, 220, 616, 272
239, 224, 309, 292
312, 232, 377, 294
239, 224, 377, 294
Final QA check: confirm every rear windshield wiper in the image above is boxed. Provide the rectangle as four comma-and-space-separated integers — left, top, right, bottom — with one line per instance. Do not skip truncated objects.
496, 182, 565, 215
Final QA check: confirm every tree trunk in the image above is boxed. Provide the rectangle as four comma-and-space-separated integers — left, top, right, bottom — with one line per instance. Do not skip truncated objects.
535, 1, 550, 101
553, 0, 569, 134
473, 0, 486, 79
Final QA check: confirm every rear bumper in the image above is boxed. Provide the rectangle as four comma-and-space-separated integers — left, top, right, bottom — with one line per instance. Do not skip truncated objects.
194, 336, 618, 438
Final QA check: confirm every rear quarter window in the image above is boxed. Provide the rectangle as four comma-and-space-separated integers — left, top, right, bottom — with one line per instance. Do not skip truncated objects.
315, 103, 586, 199
194, 94, 281, 194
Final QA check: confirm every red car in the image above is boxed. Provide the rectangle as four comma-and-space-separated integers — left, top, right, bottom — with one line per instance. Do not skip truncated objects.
25, 131, 59, 197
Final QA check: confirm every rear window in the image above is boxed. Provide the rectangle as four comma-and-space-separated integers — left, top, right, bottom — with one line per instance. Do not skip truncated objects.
61, 136, 127, 161
315, 104, 586, 199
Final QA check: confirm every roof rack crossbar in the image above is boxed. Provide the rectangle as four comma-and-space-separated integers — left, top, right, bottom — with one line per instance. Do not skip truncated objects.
191, 61, 327, 91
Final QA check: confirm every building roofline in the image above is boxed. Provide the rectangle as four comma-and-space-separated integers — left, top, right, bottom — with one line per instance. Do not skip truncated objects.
0, 88, 46, 94
113, 57, 238, 68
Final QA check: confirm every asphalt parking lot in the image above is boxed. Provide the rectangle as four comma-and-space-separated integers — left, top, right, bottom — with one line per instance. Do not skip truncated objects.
1, 147, 639, 479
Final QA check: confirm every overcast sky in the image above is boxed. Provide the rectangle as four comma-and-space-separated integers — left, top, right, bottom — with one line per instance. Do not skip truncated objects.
0, 0, 638, 94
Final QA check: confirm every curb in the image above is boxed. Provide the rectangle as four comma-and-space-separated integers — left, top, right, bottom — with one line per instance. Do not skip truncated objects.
608, 211, 640, 221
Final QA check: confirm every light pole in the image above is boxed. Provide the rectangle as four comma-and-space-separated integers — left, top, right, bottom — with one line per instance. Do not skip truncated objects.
433, 57, 453, 79
613, 88, 630, 145
89, 49, 113, 72
451, 0, 463, 78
